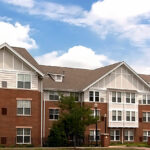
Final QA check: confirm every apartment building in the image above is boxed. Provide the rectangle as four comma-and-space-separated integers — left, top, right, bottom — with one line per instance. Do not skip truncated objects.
0, 43, 150, 146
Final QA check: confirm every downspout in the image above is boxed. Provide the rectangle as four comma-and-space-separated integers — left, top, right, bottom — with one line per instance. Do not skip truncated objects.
43, 91, 46, 139
40, 78, 43, 146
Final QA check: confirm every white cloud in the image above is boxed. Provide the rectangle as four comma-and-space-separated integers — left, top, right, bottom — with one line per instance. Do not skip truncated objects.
35, 45, 114, 69
2, 0, 150, 45
0, 0, 34, 8
28, 1, 85, 23
0, 21, 37, 49
0, 16, 12, 22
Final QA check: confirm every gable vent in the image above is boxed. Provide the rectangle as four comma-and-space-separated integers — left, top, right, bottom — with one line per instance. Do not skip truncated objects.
2, 81, 7, 88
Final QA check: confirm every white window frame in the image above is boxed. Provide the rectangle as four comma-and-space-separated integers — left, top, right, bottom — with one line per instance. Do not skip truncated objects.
112, 110, 122, 121
112, 92, 122, 103
49, 91, 59, 101
124, 130, 134, 141
17, 100, 31, 116
16, 128, 31, 144
17, 74, 31, 89
126, 93, 136, 104
143, 131, 150, 142
89, 91, 99, 102
142, 94, 150, 105
89, 130, 100, 141
49, 109, 59, 120
143, 112, 150, 122
110, 130, 120, 141
126, 111, 136, 122
70, 92, 80, 101
54, 75, 63, 82
91, 109, 100, 121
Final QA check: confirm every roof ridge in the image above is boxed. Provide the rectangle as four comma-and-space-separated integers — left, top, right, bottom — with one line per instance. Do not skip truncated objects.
40, 62, 122, 71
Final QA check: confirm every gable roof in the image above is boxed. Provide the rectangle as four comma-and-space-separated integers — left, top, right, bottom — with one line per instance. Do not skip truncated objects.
139, 74, 150, 83
40, 62, 122, 91
0, 43, 44, 76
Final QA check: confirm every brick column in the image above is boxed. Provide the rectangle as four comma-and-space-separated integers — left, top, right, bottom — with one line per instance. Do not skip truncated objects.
101, 133, 110, 147
148, 136, 150, 145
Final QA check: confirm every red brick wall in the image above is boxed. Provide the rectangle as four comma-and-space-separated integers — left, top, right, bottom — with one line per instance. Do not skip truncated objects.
44, 101, 59, 138
0, 88, 41, 146
44, 101, 150, 144
135, 105, 150, 142
83, 102, 108, 144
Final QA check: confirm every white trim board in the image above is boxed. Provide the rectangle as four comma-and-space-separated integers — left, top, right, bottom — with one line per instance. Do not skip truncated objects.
0, 43, 44, 77
83, 61, 150, 91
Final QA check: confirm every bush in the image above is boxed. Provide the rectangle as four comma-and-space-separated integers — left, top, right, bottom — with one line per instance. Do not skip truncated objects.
0, 144, 5, 148
47, 123, 68, 147
110, 142, 123, 146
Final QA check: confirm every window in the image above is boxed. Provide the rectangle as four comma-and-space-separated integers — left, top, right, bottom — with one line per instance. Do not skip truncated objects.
91, 109, 100, 120
112, 110, 116, 121
124, 130, 134, 141
89, 130, 100, 141
17, 100, 31, 116
126, 93, 130, 103
54, 75, 63, 82
143, 131, 150, 142
89, 91, 94, 101
16, 128, 31, 144
126, 93, 135, 104
49, 91, 59, 101
143, 95, 146, 104
1, 108, 7, 115
142, 95, 150, 105
112, 92, 121, 103
131, 93, 135, 103
110, 130, 120, 141
89, 91, 99, 102
49, 109, 59, 120
126, 111, 130, 121
126, 111, 136, 121
118, 111, 122, 121
17, 74, 31, 89
95, 92, 99, 102
112, 92, 116, 102
71, 92, 79, 101
132, 111, 135, 121
112, 110, 122, 121
143, 112, 150, 122
117, 92, 121, 103
1, 137, 7, 144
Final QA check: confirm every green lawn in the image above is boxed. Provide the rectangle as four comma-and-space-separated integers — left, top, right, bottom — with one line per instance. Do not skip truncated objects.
0, 148, 142, 150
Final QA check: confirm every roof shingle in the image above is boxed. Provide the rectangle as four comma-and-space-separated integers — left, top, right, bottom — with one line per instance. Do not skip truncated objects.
40, 62, 122, 91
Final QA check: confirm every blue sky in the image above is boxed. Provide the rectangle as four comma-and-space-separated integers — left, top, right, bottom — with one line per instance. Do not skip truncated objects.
0, 0, 150, 73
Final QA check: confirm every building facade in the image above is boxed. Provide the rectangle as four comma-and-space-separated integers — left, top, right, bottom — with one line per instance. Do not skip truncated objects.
0, 43, 150, 146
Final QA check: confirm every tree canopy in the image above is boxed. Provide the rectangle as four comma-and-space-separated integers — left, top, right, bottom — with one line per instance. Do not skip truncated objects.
47, 95, 97, 147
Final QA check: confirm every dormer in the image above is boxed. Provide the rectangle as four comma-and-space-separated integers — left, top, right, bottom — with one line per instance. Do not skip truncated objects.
48, 73, 64, 82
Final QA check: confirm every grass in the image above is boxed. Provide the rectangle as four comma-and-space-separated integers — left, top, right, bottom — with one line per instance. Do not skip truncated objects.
0, 148, 142, 150
110, 142, 150, 148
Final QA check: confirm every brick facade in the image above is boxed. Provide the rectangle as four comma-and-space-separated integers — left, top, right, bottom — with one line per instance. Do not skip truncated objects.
0, 88, 41, 146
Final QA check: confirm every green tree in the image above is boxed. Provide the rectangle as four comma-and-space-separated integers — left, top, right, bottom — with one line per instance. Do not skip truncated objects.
47, 95, 97, 146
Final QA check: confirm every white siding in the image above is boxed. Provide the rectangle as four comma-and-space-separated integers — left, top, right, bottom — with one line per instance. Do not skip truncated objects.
0, 48, 39, 90
88, 65, 149, 91
84, 64, 150, 128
